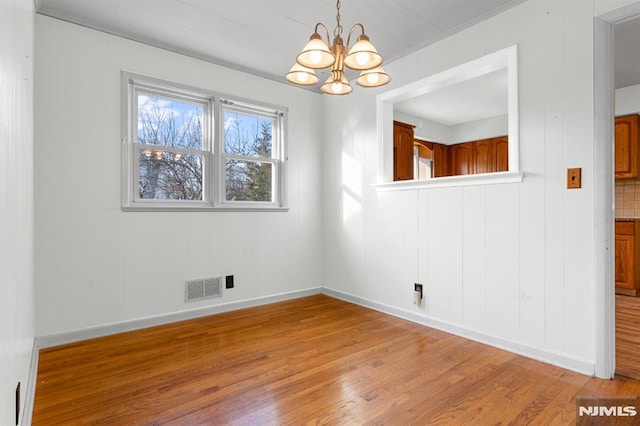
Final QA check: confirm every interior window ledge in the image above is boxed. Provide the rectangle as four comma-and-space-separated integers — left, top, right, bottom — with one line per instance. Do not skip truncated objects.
122, 206, 289, 212
373, 171, 524, 191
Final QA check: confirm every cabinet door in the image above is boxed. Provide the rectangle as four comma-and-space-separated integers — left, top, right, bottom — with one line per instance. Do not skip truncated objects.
451, 142, 474, 176
616, 234, 636, 289
494, 136, 509, 172
393, 121, 414, 181
615, 115, 639, 179
432, 143, 450, 177
474, 139, 493, 174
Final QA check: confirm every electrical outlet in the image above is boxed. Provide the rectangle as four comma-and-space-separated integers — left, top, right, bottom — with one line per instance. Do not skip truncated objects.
414, 283, 423, 305
225, 275, 234, 289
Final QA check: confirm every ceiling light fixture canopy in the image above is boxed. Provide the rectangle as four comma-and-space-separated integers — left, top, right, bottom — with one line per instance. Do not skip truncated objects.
286, 0, 390, 95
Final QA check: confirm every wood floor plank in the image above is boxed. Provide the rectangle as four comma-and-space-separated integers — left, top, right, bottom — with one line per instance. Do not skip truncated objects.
33, 295, 640, 424
616, 294, 640, 380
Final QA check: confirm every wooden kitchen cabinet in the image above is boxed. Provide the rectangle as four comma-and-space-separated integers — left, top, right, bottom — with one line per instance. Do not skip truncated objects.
432, 142, 450, 177
474, 139, 492, 174
392, 127, 508, 179
473, 136, 508, 174
494, 136, 509, 172
451, 142, 475, 176
393, 121, 415, 181
615, 221, 640, 296
449, 136, 508, 177
615, 114, 640, 179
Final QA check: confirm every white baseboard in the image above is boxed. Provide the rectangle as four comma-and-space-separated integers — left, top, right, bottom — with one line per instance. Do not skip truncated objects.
28, 285, 596, 426
20, 340, 38, 426
35, 287, 323, 349
322, 287, 595, 377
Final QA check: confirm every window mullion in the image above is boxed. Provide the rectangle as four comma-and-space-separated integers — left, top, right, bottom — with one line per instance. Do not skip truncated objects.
212, 97, 222, 207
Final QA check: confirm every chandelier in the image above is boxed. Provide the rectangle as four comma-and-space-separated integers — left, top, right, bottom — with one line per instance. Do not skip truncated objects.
285, 0, 390, 95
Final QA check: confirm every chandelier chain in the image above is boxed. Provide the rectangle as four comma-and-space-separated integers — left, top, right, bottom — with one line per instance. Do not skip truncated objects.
334, 0, 343, 37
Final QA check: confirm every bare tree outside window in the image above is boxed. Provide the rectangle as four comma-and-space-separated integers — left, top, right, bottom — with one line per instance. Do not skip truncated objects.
137, 95, 205, 200
224, 111, 273, 202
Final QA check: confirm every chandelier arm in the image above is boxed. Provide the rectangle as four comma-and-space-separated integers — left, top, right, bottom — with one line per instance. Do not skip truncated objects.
314, 22, 333, 47
345, 23, 365, 51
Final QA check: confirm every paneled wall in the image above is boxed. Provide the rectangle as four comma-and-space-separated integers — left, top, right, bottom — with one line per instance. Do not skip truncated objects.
0, 0, 35, 423
34, 16, 324, 336
32, 0, 640, 378
322, 0, 609, 372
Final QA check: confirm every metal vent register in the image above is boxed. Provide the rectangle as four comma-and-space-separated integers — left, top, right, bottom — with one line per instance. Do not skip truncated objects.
185, 277, 222, 302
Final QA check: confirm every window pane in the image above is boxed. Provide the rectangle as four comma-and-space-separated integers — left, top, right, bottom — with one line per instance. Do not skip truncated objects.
137, 93, 204, 150
138, 149, 203, 200
225, 159, 273, 202
223, 111, 273, 157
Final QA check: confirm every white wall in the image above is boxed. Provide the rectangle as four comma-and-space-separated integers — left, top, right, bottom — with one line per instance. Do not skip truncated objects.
34, 16, 324, 336
615, 84, 640, 115
0, 0, 35, 423
323, 0, 602, 373
394, 111, 508, 145
449, 114, 508, 144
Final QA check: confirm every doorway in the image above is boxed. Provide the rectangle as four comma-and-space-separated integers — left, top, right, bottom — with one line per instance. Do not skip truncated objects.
595, 2, 640, 380
594, 2, 640, 378
614, 15, 640, 380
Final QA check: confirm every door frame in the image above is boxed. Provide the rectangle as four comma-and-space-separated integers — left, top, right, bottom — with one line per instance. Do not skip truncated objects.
594, 1, 640, 379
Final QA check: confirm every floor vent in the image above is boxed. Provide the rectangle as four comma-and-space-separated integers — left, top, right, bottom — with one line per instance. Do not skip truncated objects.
185, 277, 222, 302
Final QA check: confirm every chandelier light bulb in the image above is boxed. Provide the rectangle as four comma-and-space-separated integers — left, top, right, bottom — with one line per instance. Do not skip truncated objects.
309, 51, 323, 66
356, 51, 371, 67
366, 72, 379, 85
332, 81, 343, 92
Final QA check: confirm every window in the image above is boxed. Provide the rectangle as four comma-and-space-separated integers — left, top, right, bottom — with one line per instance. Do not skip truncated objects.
122, 72, 287, 210
222, 101, 281, 203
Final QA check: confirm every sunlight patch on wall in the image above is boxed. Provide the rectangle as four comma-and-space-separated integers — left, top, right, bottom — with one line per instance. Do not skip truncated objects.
342, 152, 362, 223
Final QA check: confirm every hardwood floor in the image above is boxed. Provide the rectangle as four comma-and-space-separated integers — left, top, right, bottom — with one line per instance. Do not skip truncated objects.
33, 295, 640, 425
616, 294, 640, 380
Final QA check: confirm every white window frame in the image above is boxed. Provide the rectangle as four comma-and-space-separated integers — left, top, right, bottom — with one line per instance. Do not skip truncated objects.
121, 71, 288, 211
218, 99, 285, 209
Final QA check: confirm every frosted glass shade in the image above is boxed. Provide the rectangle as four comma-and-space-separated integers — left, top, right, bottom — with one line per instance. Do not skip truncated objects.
344, 35, 383, 70
296, 33, 335, 69
321, 74, 352, 95
356, 66, 391, 87
285, 63, 319, 85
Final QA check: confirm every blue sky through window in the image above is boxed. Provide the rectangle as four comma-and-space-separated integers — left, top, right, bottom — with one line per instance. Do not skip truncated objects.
137, 94, 204, 150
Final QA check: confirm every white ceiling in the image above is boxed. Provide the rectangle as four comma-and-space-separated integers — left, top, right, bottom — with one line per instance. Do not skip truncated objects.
394, 68, 508, 126
615, 15, 640, 90
34, 0, 526, 92
33, 0, 640, 125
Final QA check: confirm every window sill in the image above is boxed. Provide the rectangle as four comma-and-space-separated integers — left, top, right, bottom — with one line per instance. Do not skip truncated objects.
122, 205, 289, 212
373, 171, 524, 192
